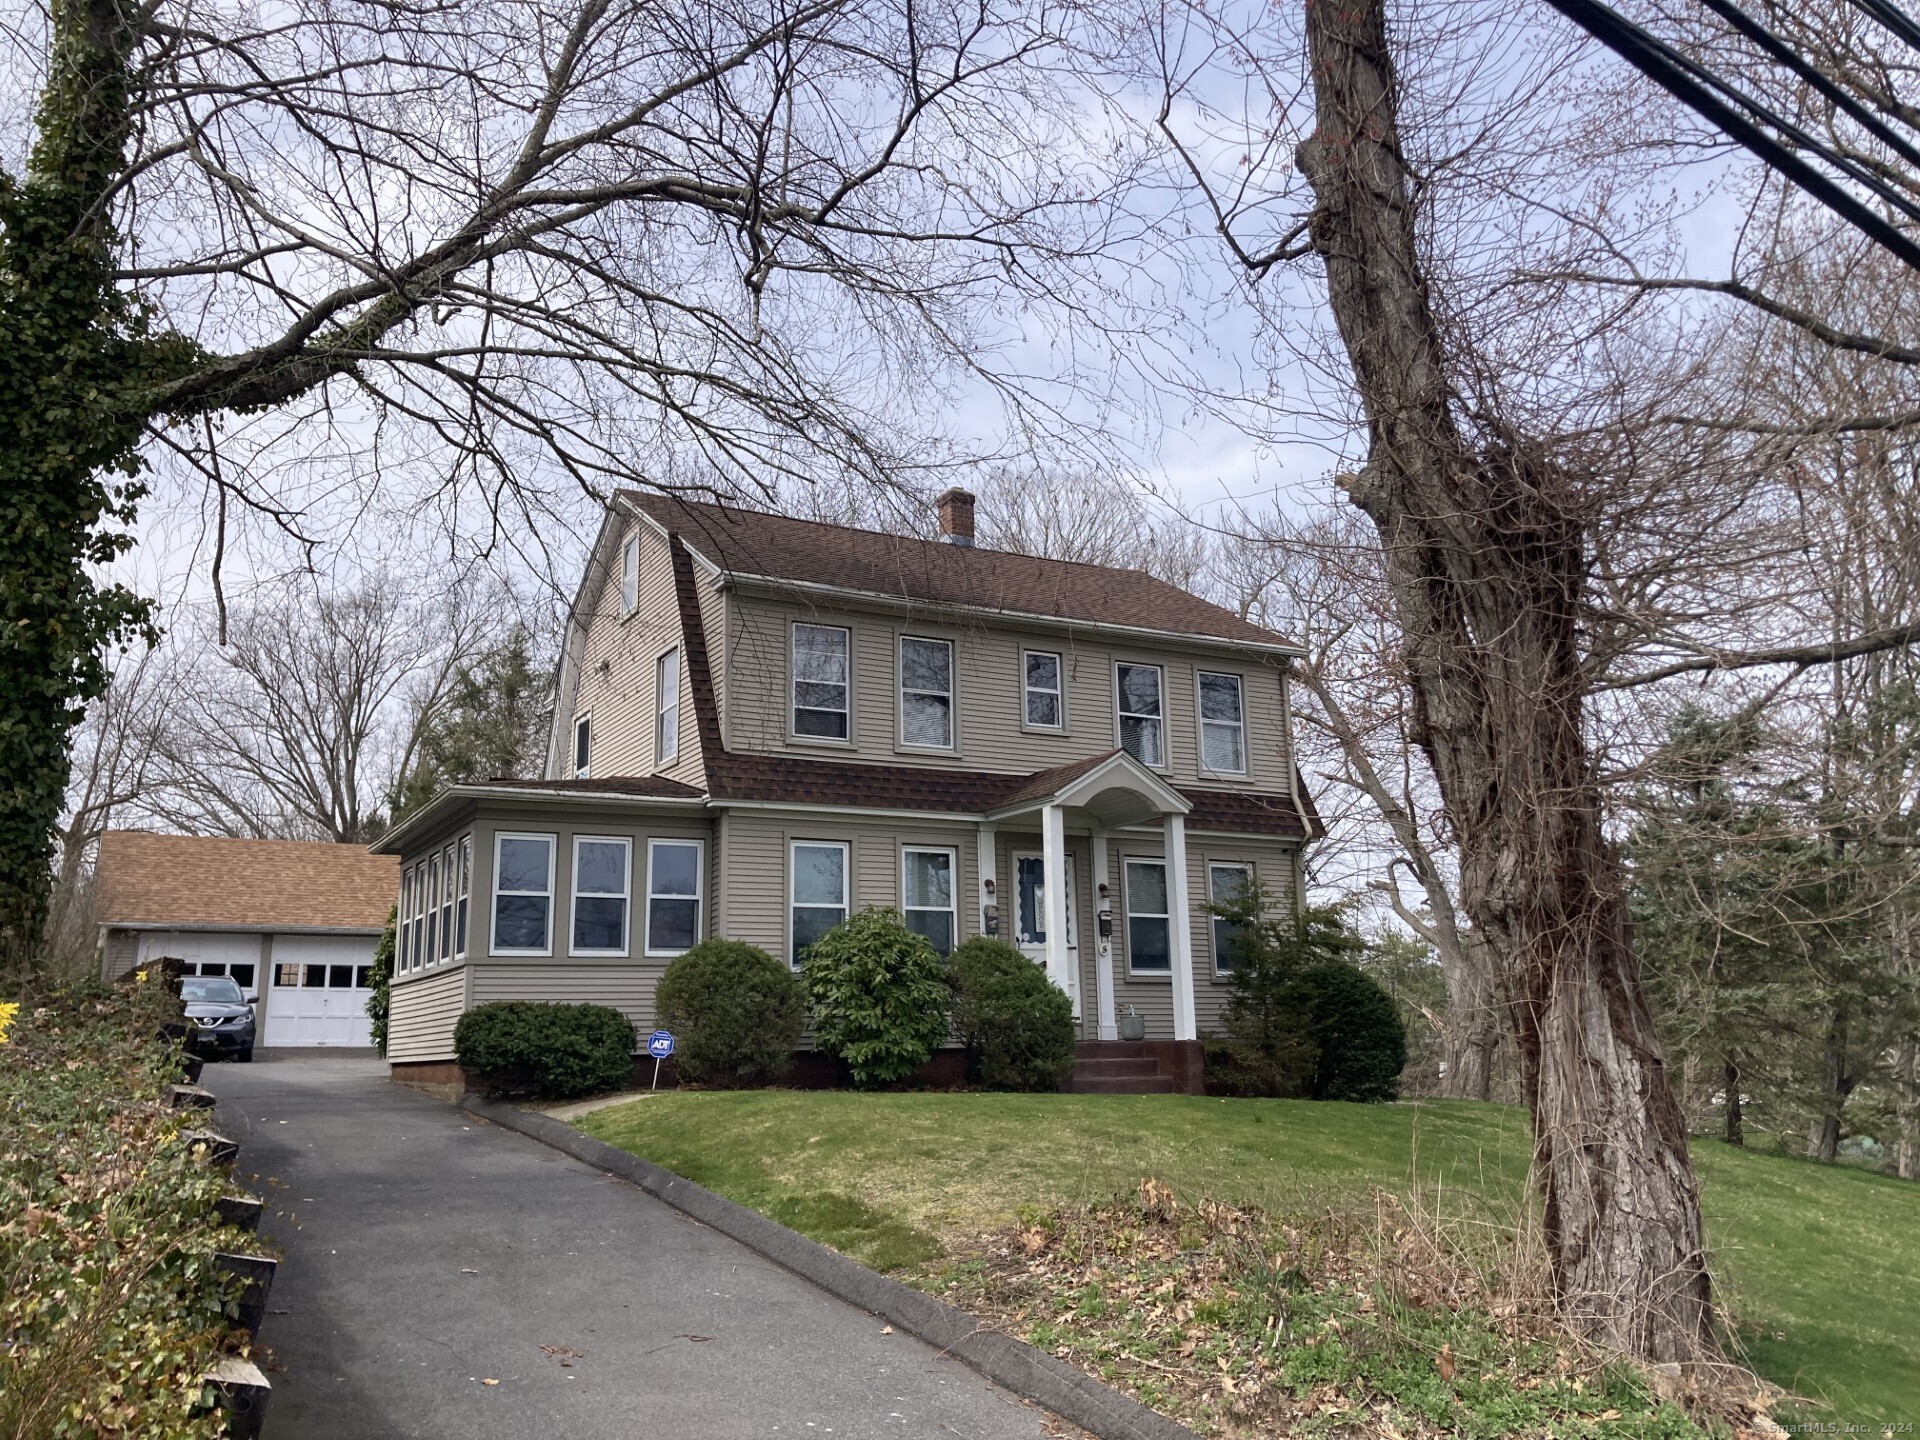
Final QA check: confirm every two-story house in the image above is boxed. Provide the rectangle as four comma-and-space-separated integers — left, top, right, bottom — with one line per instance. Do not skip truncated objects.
375, 488, 1321, 1093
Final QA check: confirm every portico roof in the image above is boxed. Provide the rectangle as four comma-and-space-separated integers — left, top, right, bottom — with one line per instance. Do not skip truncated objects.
986, 750, 1190, 828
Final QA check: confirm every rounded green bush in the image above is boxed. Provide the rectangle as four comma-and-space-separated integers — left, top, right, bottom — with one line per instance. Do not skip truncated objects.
655, 939, 806, 1087
1301, 962, 1407, 1102
800, 907, 951, 1089
453, 1000, 635, 1098
946, 937, 1074, 1091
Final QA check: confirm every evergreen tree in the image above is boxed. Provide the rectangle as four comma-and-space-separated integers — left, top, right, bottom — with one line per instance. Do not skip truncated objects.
388, 629, 546, 821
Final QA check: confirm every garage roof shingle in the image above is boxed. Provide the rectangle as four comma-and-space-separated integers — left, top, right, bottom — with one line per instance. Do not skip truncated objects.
96, 831, 399, 931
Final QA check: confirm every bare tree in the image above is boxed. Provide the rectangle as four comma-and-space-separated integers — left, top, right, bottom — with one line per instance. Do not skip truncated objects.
145, 574, 499, 843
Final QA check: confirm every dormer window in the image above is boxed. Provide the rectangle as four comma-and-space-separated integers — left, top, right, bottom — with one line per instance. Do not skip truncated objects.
620, 533, 639, 613
792, 623, 850, 740
572, 714, 592, 777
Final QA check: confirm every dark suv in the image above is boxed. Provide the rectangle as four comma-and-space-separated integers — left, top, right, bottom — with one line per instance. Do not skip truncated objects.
182, 975, 256, 1062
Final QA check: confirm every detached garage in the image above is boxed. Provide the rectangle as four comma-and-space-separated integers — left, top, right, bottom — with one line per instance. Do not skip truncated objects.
96, 831, 399, 1052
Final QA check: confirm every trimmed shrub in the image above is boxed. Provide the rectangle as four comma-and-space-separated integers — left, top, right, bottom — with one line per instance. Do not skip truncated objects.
801, 907, 951, 1089
946, 937, 1074, 1091
1301, 962, 1408, 1102
454, 1000, 635, 1098
655, 939, 806, 1087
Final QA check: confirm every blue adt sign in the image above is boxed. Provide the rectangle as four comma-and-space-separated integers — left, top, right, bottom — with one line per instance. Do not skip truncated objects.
647, 1030, 676, 1059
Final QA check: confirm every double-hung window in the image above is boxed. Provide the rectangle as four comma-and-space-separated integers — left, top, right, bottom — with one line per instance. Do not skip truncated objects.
409, 863, 427, 969
398, 868, 414, 972
455, 836, 471, 957
573, 714, 592, 778
493, 834, 555, 954
1208, 862, 1253, 973
899, 636, 954, 748
1198, 672, 1247, 774
1024, 651, 1063, 729
571, 836, 630, 955
792, 624, 851, 739
621, 533, 640, 613
438, 843, 456, 959
1116, 663, 1165, 768
645, 839, 703, 955
790, 841, 849, 965
1124, 859, 1171, 974
902, 847, 957, 956
655, 647, 681, 766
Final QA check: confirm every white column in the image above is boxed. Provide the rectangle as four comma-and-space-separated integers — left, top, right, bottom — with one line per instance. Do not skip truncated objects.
1041, 803, 1072, 997
976, 823, 998, 941
1166, 814, 1197, 1041
1091, 828, 1118, 1040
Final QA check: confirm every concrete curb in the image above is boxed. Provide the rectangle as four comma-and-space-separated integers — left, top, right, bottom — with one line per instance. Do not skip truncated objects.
457, 1094, 1202, 1440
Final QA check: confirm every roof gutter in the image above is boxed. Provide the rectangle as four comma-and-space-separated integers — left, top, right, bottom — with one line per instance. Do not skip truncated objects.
710, 570, 1306, 658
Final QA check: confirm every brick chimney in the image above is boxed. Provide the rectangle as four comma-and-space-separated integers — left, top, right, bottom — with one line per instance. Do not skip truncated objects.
935, 487, 976, 548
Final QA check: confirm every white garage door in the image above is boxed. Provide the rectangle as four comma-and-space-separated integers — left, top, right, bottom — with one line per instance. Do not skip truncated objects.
264, 935, 377, 1048
137, 932, 263, 1002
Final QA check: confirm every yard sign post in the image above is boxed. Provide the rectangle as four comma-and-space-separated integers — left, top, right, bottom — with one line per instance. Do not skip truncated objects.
647, 1030, 675, 1089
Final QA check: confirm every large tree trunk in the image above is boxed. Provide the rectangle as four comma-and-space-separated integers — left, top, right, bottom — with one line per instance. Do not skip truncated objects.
1297, 0, 1715, 1361
1441, 929, 1500, 1101
1806, 1003, 1852, 1163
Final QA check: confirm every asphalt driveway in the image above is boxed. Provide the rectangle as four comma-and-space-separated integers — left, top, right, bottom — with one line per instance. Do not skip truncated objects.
205, 1060, 1054, 1440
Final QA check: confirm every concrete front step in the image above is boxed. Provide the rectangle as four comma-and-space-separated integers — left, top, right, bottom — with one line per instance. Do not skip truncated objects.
1072, 1057, 1163, 1079
1067, 1074, 1178, 1095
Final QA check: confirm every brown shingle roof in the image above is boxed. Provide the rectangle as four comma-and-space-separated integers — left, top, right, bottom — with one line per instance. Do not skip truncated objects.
624, 492, 1296, 649
96, 832, 398, 931
702, 753, 1316, 837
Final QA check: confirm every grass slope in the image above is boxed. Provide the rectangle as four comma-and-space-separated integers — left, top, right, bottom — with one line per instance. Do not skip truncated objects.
578, 1092, 1918, 1424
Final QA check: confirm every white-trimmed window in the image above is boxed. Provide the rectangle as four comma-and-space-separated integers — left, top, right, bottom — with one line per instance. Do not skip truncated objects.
620, 533, 640, 613
455, 835, 472, 957
398, 867, 414, 972
1208, 862, 1254, 973
425, 850, 441, 964
902, 847, 957, 956
438, 843, 456, 960
792, 624, 851, 740
1023, 650, 1063, 729
656, 647, 681, 767
493, 833, 556, 954
790, 841, 849, 965
1125, 858, 1171, 974
573, 714, 592, 778
645, 839, 703, 956
1116, 663, 1165, 768
899, 636, 954, 749
409, 862, 427, 970
1198, 672, 1247, 774
570, 836, 630, 955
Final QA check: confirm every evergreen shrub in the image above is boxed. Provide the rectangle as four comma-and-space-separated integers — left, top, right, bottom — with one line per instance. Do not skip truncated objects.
453, 1000, 635, 1098
947, 937, 1075, 1091
655, 939, 806, 1086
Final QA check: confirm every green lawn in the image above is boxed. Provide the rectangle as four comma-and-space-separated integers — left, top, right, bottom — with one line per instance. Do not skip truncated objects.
578, 1092, 1919, 1424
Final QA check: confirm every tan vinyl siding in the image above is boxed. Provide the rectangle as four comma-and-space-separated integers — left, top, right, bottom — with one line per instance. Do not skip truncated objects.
101, 927, 139, 981
470, 964, 661, 1040
568, 522, 706, 786
718, 592, 1295, 791
388, 965, 468, 1062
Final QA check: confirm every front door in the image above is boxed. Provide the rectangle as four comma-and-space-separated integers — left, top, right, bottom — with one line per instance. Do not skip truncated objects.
1012, 850, 1079, 1018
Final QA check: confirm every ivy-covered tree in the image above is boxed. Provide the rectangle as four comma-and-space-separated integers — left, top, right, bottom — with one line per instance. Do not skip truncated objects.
0, 0, 1111, 970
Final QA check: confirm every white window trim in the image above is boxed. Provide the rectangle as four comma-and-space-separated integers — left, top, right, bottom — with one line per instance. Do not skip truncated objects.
1114, 662, 1168, 771
644, 837, 705, 958
1123, 855, 1173, 979
790, 621, 853, 746
1021, 649, 1065, 732
620, 533, 640, 613
491, 832, 557, 957
897, 634, 956, 751
1196, 670, 1249, 777
455, 834, 472, 959
397, 867, 413, 973
1207, 860, 1255, 976
568, 835, 632, 958
409, 860, 427, 973
573, 713, 593, 778
901, 845, 959, 955
655, 645, 681, 768
789, 839, 851, 968
437, 842, 456, 965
